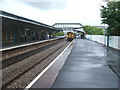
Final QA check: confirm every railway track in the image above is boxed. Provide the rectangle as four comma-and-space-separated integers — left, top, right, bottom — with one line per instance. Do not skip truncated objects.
2, 37, 70, 89
2, 38, 65, 69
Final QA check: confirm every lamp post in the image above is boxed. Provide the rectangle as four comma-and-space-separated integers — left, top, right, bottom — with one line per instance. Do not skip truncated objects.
107, 27, 110, 47
104, 26, 107, 46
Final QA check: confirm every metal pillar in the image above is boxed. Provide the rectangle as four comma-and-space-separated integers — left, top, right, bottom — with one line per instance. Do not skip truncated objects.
0, 11, 2, 88
13, 29, 17, 43
0, 12, 2, 49
107, 27, 110, 47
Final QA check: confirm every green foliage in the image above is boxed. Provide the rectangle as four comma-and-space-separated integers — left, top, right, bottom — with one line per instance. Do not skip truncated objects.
53, 31, 64, 36
83, 25, 104, 35
79, 32, 83, 35
101, 1, 120, 36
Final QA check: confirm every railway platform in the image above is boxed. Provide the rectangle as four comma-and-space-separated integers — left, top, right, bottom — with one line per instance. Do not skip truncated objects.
28, 39, 119, 89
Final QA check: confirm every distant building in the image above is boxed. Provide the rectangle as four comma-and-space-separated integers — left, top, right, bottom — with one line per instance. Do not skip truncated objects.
93, 26, 107, 30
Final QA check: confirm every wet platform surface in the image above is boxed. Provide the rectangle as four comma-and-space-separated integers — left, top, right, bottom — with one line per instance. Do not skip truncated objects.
51, 39, 119, 88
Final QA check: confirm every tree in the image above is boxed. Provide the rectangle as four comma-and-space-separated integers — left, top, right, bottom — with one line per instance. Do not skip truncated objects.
53, 31, 64, 37
83, 25, 104, 35
101, 1, 120, 36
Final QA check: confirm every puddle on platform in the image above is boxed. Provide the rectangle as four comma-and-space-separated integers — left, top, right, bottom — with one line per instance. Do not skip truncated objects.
80, 62, 106, 68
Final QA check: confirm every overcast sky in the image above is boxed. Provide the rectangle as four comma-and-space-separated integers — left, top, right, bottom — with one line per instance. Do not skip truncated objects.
0, 0, 107, 26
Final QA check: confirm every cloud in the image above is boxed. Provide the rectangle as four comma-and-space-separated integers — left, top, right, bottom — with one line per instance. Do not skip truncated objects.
0, 0, 107, 26
7, 0, 67, 2
25, 2, 67, 10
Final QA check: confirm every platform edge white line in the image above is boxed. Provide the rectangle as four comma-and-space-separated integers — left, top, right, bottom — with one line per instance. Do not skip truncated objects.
25, 40, 74, 89
0, 37, 65, 52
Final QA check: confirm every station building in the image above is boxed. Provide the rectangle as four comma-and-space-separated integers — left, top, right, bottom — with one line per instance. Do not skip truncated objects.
1, 11, 61, 47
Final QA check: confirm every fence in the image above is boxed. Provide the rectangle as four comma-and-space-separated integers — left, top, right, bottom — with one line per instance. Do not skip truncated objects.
86, 35, 120, 50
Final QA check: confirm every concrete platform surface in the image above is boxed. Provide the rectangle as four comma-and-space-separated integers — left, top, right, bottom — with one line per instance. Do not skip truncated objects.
51, 39, 119, 88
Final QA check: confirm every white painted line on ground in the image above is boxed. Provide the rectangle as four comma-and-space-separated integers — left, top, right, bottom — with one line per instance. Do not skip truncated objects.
25, 40, 74, 89
0, 40, 48, 51
0, 37, 65, 52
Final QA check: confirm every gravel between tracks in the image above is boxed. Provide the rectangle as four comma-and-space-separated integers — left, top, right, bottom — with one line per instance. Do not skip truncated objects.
3, 40, 70, 88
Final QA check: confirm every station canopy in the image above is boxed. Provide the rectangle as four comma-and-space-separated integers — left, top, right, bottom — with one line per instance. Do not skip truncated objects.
1, 10, 60, 31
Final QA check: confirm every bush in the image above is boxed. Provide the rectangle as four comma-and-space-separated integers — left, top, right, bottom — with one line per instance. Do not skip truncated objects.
53, 31, 64, 36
